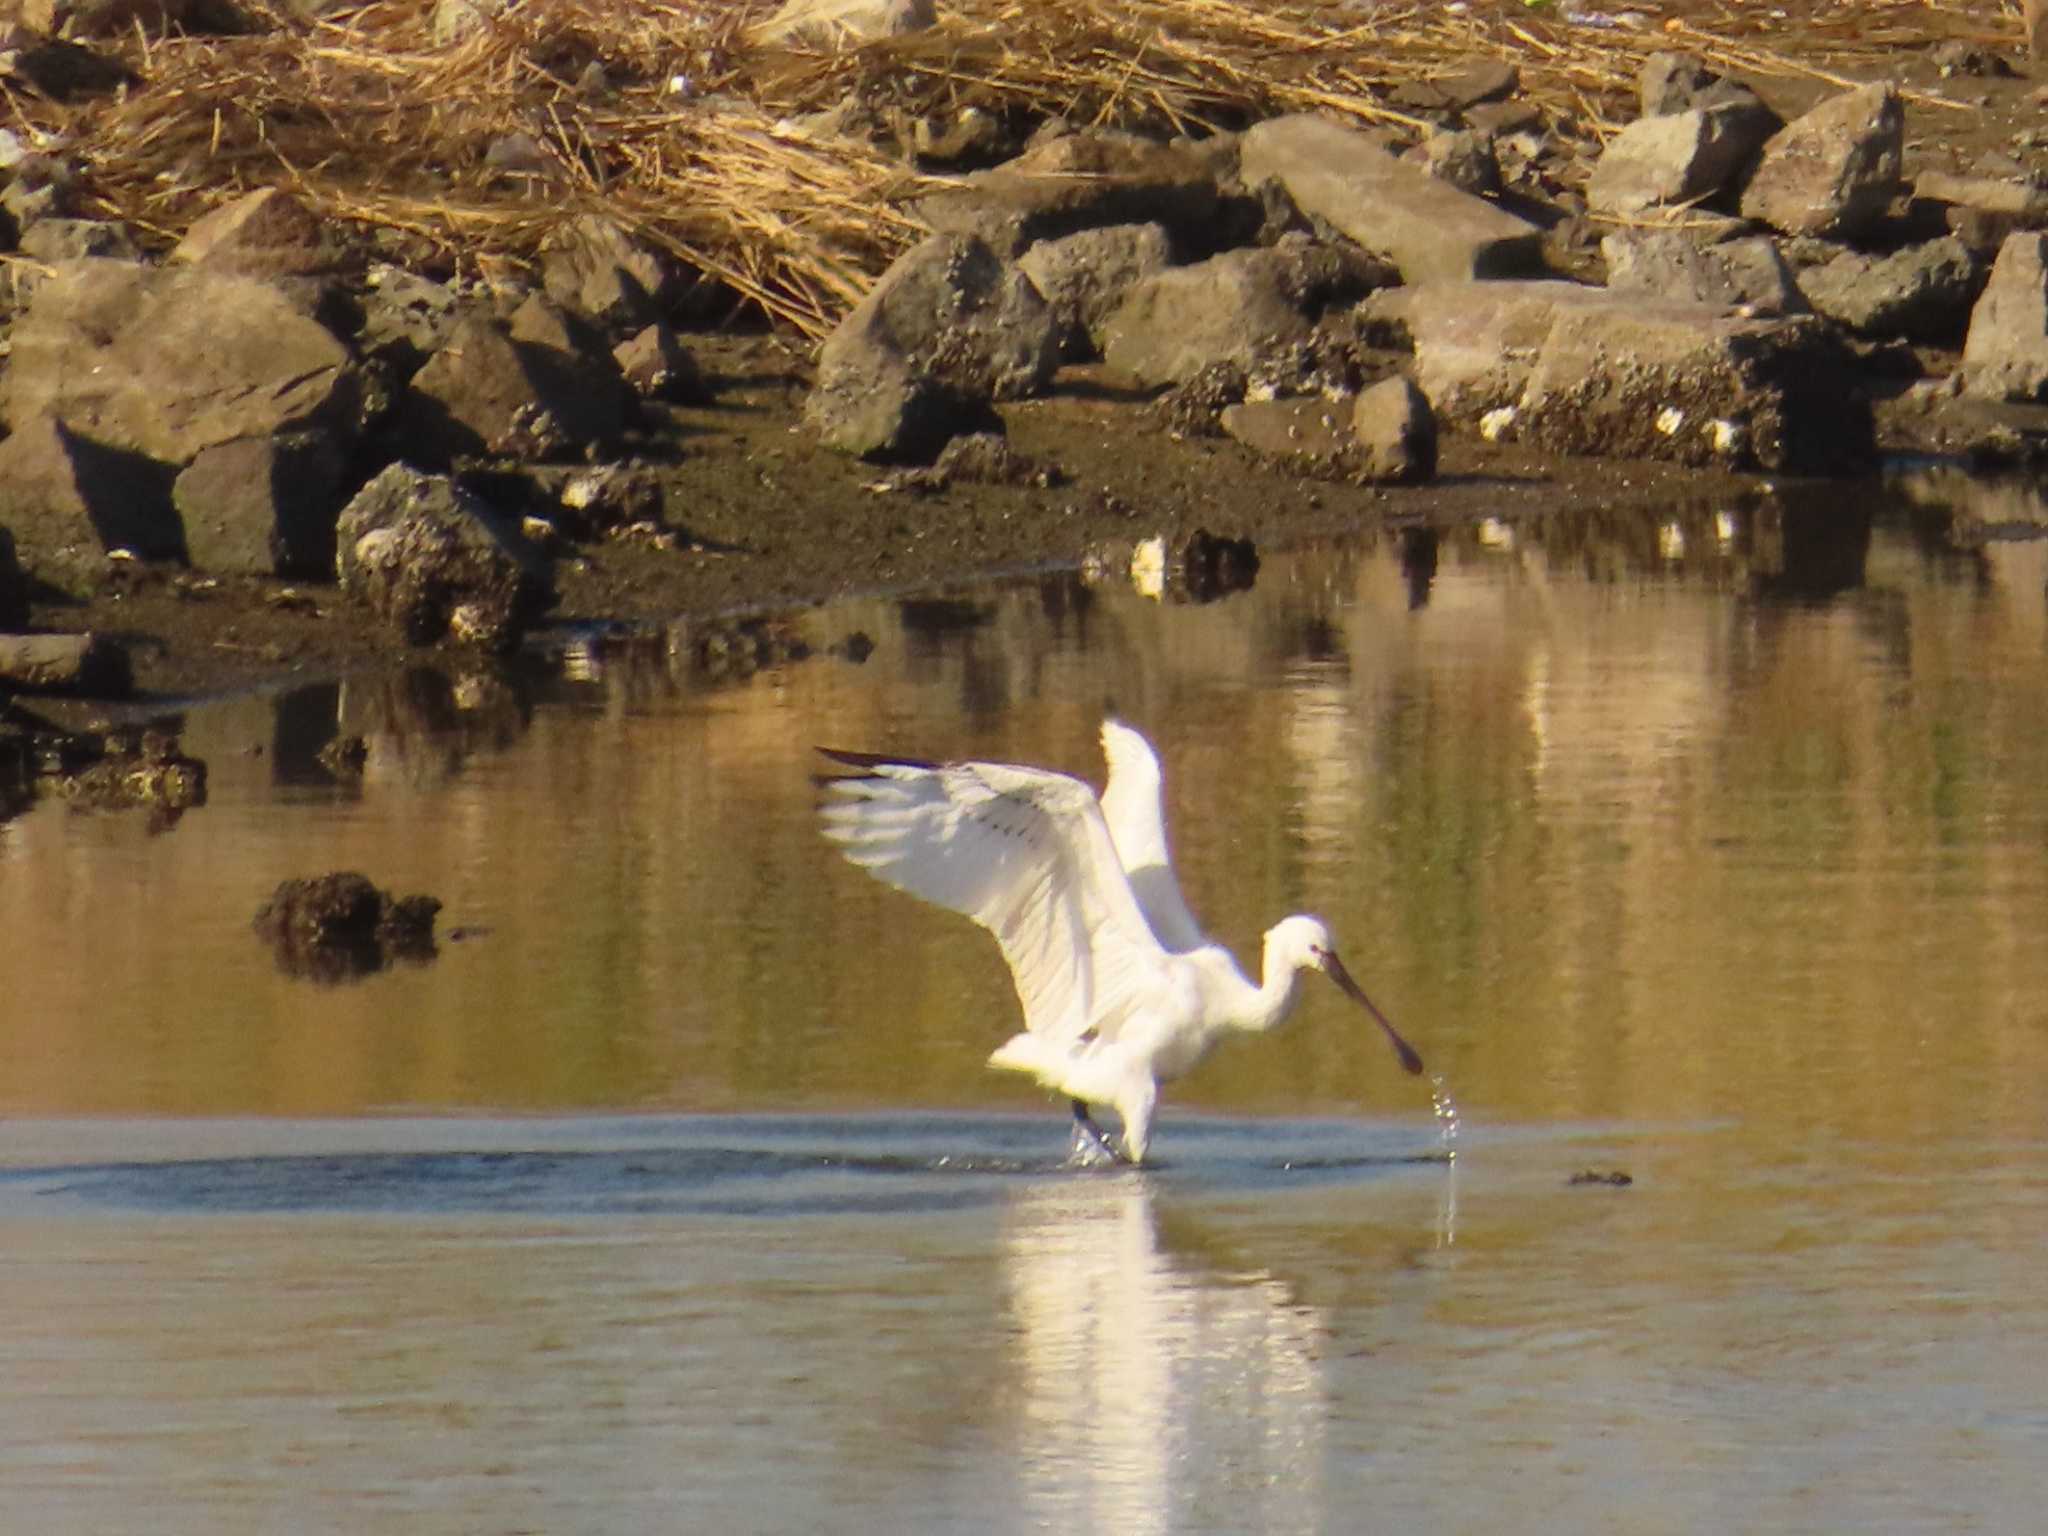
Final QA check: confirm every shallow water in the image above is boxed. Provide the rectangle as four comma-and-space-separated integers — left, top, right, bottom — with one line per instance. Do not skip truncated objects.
4, 481, 2048, 1532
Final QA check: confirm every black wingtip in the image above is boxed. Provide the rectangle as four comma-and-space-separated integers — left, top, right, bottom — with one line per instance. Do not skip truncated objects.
816, 746, 943, 772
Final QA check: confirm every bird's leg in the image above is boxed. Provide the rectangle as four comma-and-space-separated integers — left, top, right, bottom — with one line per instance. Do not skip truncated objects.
1068, 1099, 1123, 1168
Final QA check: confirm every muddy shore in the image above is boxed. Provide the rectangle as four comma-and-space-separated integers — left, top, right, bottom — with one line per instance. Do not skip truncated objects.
36, 328, 1755, 700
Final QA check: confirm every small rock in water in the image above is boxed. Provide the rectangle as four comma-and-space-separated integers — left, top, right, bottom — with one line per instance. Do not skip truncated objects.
50, 728, 204, 828
1568, 1169, 1634, 1187
253, 871, 441, 983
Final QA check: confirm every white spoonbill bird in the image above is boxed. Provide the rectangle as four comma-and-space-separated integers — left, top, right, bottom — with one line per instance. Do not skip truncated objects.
817, 719, 1424, 1165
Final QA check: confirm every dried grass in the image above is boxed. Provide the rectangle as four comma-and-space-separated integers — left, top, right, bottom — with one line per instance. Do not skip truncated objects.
4, 0, 2005, 337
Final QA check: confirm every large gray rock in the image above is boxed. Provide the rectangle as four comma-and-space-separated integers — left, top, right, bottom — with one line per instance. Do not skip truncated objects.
1797, 236, 1982, 343
1639, 51, 1722, 115
403, 315, 560, 462
814, 363, 999, 467
401, 296, 633, 463
1739, 82, 1904, 241
1962, 232, 2048, 401
1017, 222, 1174, 358
1602, 230, 1806, 315
0, 412, 181, 559
805, 233, 1061, 460
1637, 51, 1783, 129
335, 464, 551, 650
748, 0, 933, 47
540, 214, 678, 337
15, 218, 141, 264
614, 321, 708, 402
355, 264, 463, 372
1915, 170, 2048, 222
1413, 128, 1502, 197
1100, 235, 1383, 388
914, 130, 1226, 259
0, 633, 133, 698
1516, 304, 1872, 473
0, 259, 360, 466
1218, 397, 1354, 472
1352, 376, 1438, 483
172, 431, 352, 577
1361, 279, 1619, 418
1587, 102, 1779, 216
1239, 113, 1544, 283
168, 187, 356, 281
1388, 58, 1519, 114
1216, 378, 1436, 484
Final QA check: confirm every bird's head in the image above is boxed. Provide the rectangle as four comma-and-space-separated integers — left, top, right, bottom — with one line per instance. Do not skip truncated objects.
1266, 913, 1337, 972
1268, 914, 1425, 1077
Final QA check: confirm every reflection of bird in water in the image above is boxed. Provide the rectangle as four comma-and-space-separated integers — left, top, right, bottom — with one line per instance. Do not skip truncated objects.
1001, 1176, 1324, 1536
819, 719, 1424, 1164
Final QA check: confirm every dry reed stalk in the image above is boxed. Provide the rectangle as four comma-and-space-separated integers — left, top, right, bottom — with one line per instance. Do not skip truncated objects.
5, 0, 2004, 337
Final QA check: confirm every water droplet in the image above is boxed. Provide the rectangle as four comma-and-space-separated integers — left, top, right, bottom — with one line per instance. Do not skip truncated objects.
1430, 1074, 1462, 1250
1429, 1074, 1461, 1164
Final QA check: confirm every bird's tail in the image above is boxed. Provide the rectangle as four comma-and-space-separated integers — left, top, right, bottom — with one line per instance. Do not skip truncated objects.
988, 1033, 1046, 1076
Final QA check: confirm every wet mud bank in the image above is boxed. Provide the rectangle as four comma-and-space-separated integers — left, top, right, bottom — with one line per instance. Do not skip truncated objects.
5, 333, 1759, 702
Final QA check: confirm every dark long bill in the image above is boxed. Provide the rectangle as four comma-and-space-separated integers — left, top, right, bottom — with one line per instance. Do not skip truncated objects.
1323, 952, 1425, 1076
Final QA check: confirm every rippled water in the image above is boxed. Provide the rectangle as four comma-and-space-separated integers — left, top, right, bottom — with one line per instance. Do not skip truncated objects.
4, 479, 2047, 1532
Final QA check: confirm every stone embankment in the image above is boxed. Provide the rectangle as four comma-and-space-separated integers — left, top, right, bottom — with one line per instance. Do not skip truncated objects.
808, 50, 2048, 479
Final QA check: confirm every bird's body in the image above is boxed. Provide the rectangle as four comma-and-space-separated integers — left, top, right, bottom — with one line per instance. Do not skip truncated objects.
818, 720, 1423, 1164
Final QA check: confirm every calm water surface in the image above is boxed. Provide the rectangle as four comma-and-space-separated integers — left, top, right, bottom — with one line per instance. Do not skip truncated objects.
4, 482, 2047, 1532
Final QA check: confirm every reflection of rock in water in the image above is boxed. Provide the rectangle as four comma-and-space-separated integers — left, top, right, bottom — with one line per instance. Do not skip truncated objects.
35, 727, 207, 832
1101, 529, 1260, 604
897, 596, 996, 639
331, 665, 532, 788
1398, 526, 1438, 609
1001, 1179, 1323, 1536
1892, 465, 2048, 547
316, 733, 368, 779
1753, 493, 1872, 600
1178, 528, 1260, 603
672, 616, 813, 682
517, 618, 846, 710
0, 732, 31, 823
252, 871, 440, 984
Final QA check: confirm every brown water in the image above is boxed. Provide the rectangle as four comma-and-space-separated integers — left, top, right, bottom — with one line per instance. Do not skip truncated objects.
4, 480, 2047, 1532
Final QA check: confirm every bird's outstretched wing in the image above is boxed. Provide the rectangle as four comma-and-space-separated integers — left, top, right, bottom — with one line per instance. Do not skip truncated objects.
1097, 719, 1206, 954
818, 748, 1168, 1044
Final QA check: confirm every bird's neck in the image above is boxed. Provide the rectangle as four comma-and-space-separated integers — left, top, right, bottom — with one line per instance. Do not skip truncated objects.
1232, 953, 1306, 1034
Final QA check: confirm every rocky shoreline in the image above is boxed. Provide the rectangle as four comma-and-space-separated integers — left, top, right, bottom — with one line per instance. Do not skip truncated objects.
5, 0, 2048, 725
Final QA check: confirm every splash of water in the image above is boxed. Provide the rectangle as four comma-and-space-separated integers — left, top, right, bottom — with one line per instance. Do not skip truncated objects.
1430, 1074, 1461, 1250
1430, 1074, 1461, 1164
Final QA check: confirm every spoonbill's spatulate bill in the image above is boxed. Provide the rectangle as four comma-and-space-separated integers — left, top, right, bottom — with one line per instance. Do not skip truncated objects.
817, 719, 1424, 1165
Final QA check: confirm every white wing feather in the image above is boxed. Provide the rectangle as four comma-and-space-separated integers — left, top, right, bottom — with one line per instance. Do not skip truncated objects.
1097, 719, 1206, 954
820, 756, 1168, 1045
